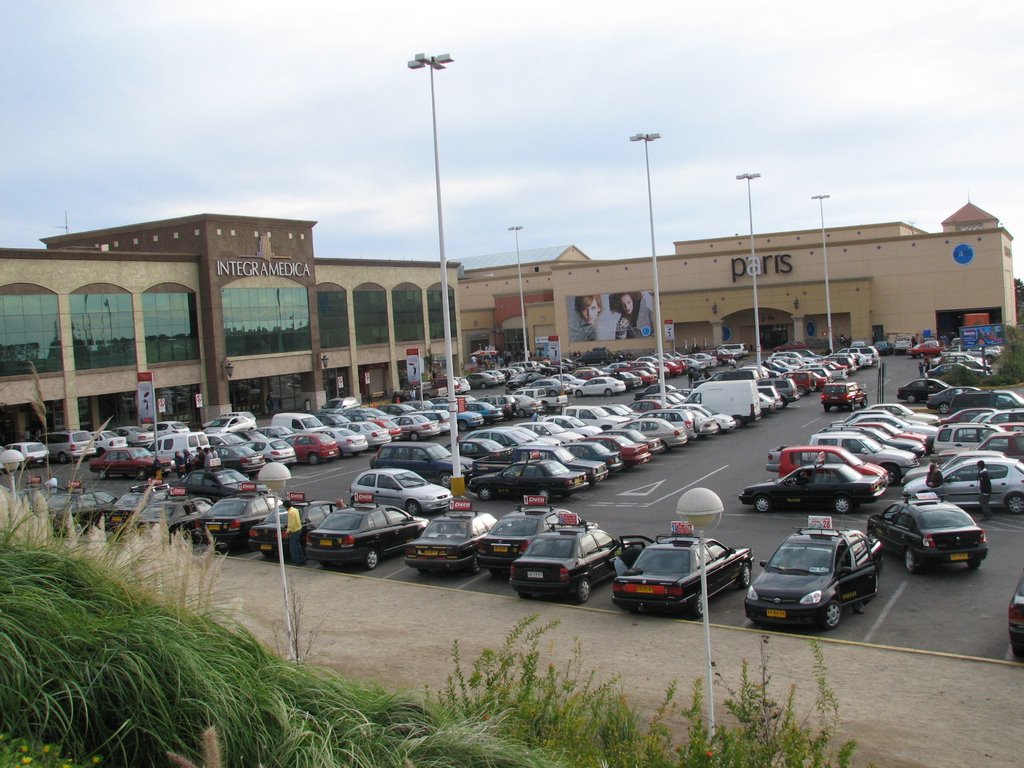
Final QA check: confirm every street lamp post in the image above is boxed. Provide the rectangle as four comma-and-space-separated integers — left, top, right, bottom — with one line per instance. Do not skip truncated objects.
258, 461, 296, 661
509, 225, 529, 363
630, 133, 667, 408
737, 173, 762, 369
812, 194, 834, 354
409, 51, 464, 494
676, 487, 724, 738
1, 448, 24, 496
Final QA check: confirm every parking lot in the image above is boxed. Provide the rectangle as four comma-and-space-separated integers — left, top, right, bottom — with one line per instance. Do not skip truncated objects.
35, 353, 1024, 661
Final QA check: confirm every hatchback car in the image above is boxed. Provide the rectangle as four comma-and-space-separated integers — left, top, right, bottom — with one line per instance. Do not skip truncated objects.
246, 439, 297, 465
319, 427, 370, 456
211, 444, 266, 475
3, 441, 49, 466
903, 456, 1024, 515
745, 526, 883, 630
41, 430, 97, 464
284, 432, 340, 464
821, 382, 868, 411
350, 468, 452, 515
867, 499, 987, 573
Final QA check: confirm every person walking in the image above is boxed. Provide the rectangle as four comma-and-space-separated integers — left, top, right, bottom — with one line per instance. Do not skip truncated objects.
977, 460, 993, 519
918, 359, 927, 377
925, 462, 943, 490
151, 456, 164, 483
285, 501, 306, 565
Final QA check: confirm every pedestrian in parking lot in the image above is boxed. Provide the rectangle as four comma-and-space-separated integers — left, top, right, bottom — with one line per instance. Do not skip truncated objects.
173, 451, 187, 479
925, 462, 943, 490
918, 359, 927, 377
151, 456, 164, 483
285, 501, 306, 565
977, 460, 993, 519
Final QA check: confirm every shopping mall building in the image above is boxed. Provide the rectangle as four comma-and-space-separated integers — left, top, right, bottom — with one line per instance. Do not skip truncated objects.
458, 202, 1016, 359
0, 213, 459, 440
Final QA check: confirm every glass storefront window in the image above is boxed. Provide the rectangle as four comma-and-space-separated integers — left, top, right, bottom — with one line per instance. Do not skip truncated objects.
317, 289, 350, 349
222, 287, 311, 356
142, 292, 200, 363
391, 287, 424, 343
354, 287, 389, 345
0, 293, 63, 376
427, 286, 457, 339
70, 293, 137, 370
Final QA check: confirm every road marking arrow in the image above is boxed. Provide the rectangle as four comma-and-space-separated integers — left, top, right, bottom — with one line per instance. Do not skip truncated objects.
618, 480, 666, 497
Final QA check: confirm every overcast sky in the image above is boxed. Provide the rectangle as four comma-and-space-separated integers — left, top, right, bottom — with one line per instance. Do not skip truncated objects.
3, 2, 1022, 274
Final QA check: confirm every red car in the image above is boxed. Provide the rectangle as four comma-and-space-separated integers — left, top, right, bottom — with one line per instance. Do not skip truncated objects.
624, 364, 658, 384
909, 340, 943, 358
783, 369, 827, 394
581, 434, 653, 467
88, 447, 159, 479
284, 433, 340, 464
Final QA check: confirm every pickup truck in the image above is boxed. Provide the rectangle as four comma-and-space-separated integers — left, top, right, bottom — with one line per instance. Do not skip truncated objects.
512, 386, 568, 413
765, 444, 889, 482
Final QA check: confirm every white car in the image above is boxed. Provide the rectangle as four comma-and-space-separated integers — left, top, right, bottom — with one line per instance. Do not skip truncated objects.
621, 417, 688, 449
518, 421, 586, 444
247, 438, 297, 465
344, 421, 392, 446
155, 421, 191, 436
3, 441, 49, 466
351, 468, 452, 515
320, 427, 370, 456
413, 410, 452, 434
539, 414, 603, 437
863, 404, 940, 426
113, 425, 156, 447
561, 405, 631, 431
685, 404, 737, 432
203, 411, 258, 434
94, 430, 129, 453
573, 376, 627, 398
258, 425, 295, 439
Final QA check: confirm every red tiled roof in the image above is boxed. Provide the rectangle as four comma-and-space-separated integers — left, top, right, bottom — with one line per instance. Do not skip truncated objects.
942, 202, 998, 226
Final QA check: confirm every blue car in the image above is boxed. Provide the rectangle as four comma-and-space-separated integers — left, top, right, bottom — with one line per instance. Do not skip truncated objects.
427, 403, 483, 432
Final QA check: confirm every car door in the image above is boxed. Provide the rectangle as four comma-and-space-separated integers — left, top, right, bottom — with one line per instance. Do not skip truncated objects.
380, 507, 418, 554
374, 473, 404, 505
588, 530, 619, 584
703, 540, 732, 595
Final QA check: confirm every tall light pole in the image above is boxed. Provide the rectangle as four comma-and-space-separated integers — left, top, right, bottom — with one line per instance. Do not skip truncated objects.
812, 194, 834, 354
630, 133, 667, 407
408, 51, 464, 494
257, 461, 295, 661
737, 173, 762, 369
509, 225, 529, 363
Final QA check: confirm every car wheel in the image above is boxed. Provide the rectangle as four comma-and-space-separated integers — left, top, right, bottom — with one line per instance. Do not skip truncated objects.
538, 488, 551, 501
574, 576, 592, 604
966, 558, 982, 570
57, 451, 70, 464
860, 399, 869, 408
911, 394, 921, 403
1012, 644, 1024, 659
735, 562, 752, 589
405, 499, 422, 515
457, 420, 468, 432
135, 468, 148, 480
882, 464, 901, 485
753, 493, 773, 513
466, 555, 481, 575
938, 403, 951, 414
476, 485, 494, 501
797, 386, 808, 396
364, 548, 381, 570
409, 432, 419, 441
308, 453, 320, 466
691, 593, 704, 619
438, 471, 453, 488
832, 494, 853, 515
604, 388, 612, 397
1004, 492, 1024, 515
98, 467, 109, 480
904, 547, 920, 574
820, 600, 842, 630
516, 408, 527, 418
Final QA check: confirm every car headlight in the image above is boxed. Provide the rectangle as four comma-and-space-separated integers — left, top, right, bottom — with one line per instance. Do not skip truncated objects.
800, 589, 823, 605
746, 586, 758, 600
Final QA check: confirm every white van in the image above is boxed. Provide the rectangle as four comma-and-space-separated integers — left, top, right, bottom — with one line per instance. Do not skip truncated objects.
154, 431, 210, 462
685, 380, 761, 425
271, 412, 325, 432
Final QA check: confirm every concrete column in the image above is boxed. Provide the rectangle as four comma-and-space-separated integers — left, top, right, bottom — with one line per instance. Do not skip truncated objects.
384, 290, 398, 394
792, 314, 805, 343
711, 320, 724, 347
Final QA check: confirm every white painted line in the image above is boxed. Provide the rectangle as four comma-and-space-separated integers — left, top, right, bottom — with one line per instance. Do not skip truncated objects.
864, 580, 906, 643
617, 479, 667, 497
644, 464, 730, 507
459, 571, 494, 589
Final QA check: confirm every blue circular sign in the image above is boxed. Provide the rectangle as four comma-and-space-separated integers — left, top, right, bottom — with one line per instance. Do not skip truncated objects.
806, 320, 817, 338
640, 325, 652, 337
952, 243, 975, 265
721, 326, 732, 342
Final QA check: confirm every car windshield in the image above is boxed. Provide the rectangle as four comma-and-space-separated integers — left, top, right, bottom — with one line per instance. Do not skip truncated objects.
633, 548, 691, 574
424, 520, 469, 538
561, 416, 588, 426
207, 418, 231, 427
213, 469, 248, 483
542, 461, 570, 475
139, 503, 184, 521
919, 508, 975, 529
396, 472, 428, 489
526, 537, 575, 559
422, 443, 450, 459
208, 498, 249, 517
491, 518, 540, 536
767, 543, 833, 575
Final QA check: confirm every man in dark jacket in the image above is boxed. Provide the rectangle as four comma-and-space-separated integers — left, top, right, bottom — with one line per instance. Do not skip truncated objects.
977, 460, 992, 519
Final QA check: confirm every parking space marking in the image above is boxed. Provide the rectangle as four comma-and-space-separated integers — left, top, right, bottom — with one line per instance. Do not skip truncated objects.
644, 464, 730, 507
617, 479, 666, 497
863, 581, 906, 644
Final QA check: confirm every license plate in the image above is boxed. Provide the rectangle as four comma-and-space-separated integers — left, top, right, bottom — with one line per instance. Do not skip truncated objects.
493, 545, 509, 553
766, 608, 787, 618
635, 584, 655, 594
573, 478, 583, 486
110, 515, 125, 524
207, 523, 222, 532
527, 570, 544, 579
260, 544, 272, 551
949, 552, 969, 561
420, 549, 441, 557
319, 539, 332, 547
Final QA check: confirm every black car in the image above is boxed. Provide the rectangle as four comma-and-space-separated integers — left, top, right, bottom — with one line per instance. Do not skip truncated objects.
506, 371, 544, 389
744, 526, 883, 630
404, 509, 498, 574
197, 493, 282, 549
866, 498, 987, 573
634, 383, 678, 401
127, 496, 214, 540
468, 460, 588, 501
739, 464, 886, 515
1009, 570, 1024, 658
563, 440, 625, 473
897, 377, 950, 403
611, 535, 754, 616
369, 442, 474, 487
459, 438, 515, 465
306, 502, 428, 570
171, 468, 268, 498
508, 445, 608, 487
608, 371, 643, 390
475, 503, 575, 574
211, 444, 266, 476
508, 517, 622, 603
927, 386, 980, 415
105, 484, 172, 529
47, 489, 119, 530
246, 498, 341, 560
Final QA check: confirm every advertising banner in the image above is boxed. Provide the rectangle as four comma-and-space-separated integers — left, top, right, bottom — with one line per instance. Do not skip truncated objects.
959, 323, 1004, 349
137, 372, 156, 424
567, 291, 655, 342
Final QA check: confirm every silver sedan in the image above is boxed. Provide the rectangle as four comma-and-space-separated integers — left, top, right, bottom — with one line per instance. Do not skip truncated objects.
621, 417, 689, 449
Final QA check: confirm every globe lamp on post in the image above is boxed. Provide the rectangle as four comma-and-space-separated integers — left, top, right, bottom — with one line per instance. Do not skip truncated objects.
676, 486, 724, 737
258, 461, 296, 661
1, 448, 25, 496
